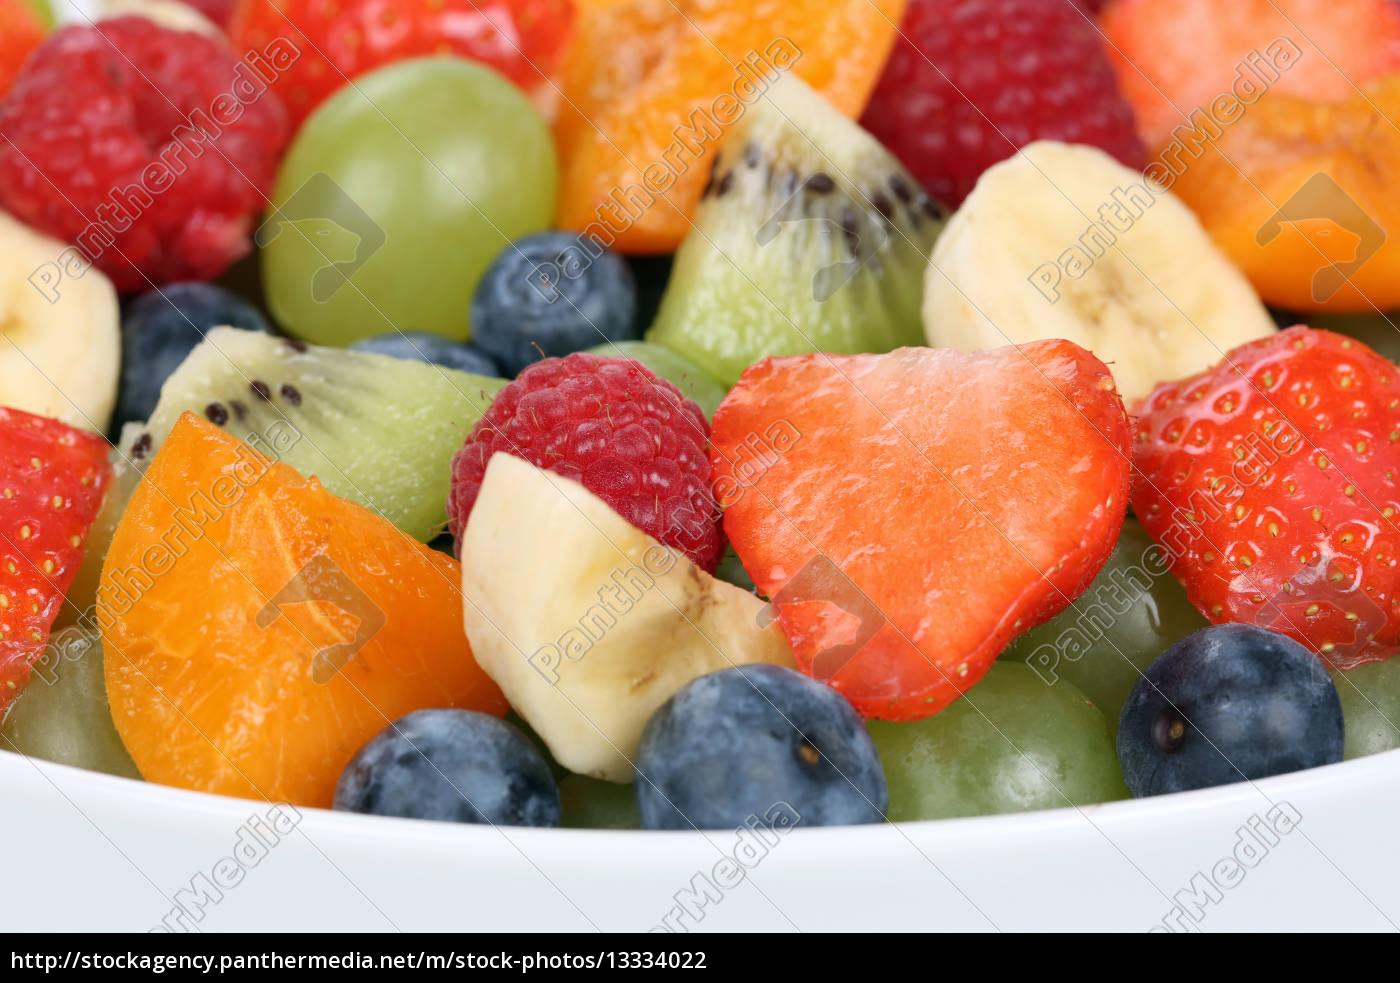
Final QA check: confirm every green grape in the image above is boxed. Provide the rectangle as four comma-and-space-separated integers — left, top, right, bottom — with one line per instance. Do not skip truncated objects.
1331, 659, 1400, 760
263, 57, 557, 346
2, 628, 140, 780
559, 774, 640, 830
586, 340, 728, 419
869, 663, 1128, 821
1001, 518, 1207, 721
1309, 313, 1400, 363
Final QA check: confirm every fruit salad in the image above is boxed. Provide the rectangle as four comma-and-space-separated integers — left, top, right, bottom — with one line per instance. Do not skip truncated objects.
2, 0, 1399, 836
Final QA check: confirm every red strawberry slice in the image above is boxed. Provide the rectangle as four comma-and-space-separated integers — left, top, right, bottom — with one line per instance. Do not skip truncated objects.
0, 408, 112, 709
712, 342, 1132, 720
1134, 326, 1400, 670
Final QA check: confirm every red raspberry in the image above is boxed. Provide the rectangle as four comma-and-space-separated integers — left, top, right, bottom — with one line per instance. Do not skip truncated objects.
860, 0, 1146, 207
0, 18, 289, 292
448, 354, 724, 572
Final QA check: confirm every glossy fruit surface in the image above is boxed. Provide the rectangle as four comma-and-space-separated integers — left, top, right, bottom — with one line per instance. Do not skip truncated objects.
262, 58, 556, 345
553, 0, 906, 253
1331, 659, 1400, 759
634, 664, 887, 830
471, 232, 638, 377
0, 408, 112, 710
1001, 519, 1208, 721
869, 663, 1127, 820
1117, 624, 1344, 796
101, 413, 508, 808
713, 342, 1131, 719
334, 709, 561, 827
1167, 75, 1400, 313
1133, 327, 1400, 669
0, 18, 288, 291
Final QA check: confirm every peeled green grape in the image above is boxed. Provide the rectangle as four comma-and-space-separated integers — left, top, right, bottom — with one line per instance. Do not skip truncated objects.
263, 57, 557, 346
1001, 518, 1207, 721
869, 663, 1127, 821
586, 340, 727, 420
1331, 659, 1400, 759
2, 628, 140, 779
559, 774, 640, 830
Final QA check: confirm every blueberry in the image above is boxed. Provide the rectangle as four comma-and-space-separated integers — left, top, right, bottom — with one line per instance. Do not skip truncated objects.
349, 331, 499, 377
470, 232, 638, 376
1117, 624, 1344, 797
635, 664, 887, 830
117, 283, 272, 429
333, 709, 561, 826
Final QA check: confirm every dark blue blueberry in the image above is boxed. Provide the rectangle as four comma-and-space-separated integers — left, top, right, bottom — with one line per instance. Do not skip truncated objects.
470, 231, 638, 376
1117, 624, 1344, 797
635, 664, 887, 830
349, 332, 499, 377
333, 709, 561, 826
117, 283, 271, 429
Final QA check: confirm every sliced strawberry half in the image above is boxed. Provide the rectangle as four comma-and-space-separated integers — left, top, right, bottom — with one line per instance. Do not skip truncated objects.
0, 407, 112, 709
711, 342, 1132, 720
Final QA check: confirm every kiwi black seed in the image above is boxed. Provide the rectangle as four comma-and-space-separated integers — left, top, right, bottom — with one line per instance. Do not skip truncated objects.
115, 327, 507, 542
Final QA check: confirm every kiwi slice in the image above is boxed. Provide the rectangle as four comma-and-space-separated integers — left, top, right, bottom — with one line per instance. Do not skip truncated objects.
646, 75, 945, 386
118, 328, 505, 543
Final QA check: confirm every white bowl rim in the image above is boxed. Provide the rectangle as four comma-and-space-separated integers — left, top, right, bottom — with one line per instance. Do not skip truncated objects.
7, 742, 1396, 848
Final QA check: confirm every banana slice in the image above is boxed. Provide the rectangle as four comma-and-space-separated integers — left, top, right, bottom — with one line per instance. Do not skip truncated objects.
98, 0, 223, 37
460, 454, 796, 782
922, 141, 1275, 405
0, 211, 120, 432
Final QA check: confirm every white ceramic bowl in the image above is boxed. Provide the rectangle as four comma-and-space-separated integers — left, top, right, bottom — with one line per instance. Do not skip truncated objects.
24, 0, 1398, 934
3, 745, 1397, 932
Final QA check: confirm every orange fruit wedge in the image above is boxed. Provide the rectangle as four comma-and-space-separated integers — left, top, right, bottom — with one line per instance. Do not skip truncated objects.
553, 0, 907, 254
1168, 74, 1400, 313
100, 413, 507, 808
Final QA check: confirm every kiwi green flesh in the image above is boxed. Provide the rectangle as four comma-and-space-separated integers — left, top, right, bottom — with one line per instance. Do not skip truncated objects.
124, 328, 504, 543
646, 82, 946, 387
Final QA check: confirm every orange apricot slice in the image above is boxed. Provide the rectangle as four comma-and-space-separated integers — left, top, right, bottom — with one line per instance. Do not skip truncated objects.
553, 0, 906, 254
100, 413, 506, 808
1168, 74, 1400, 313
